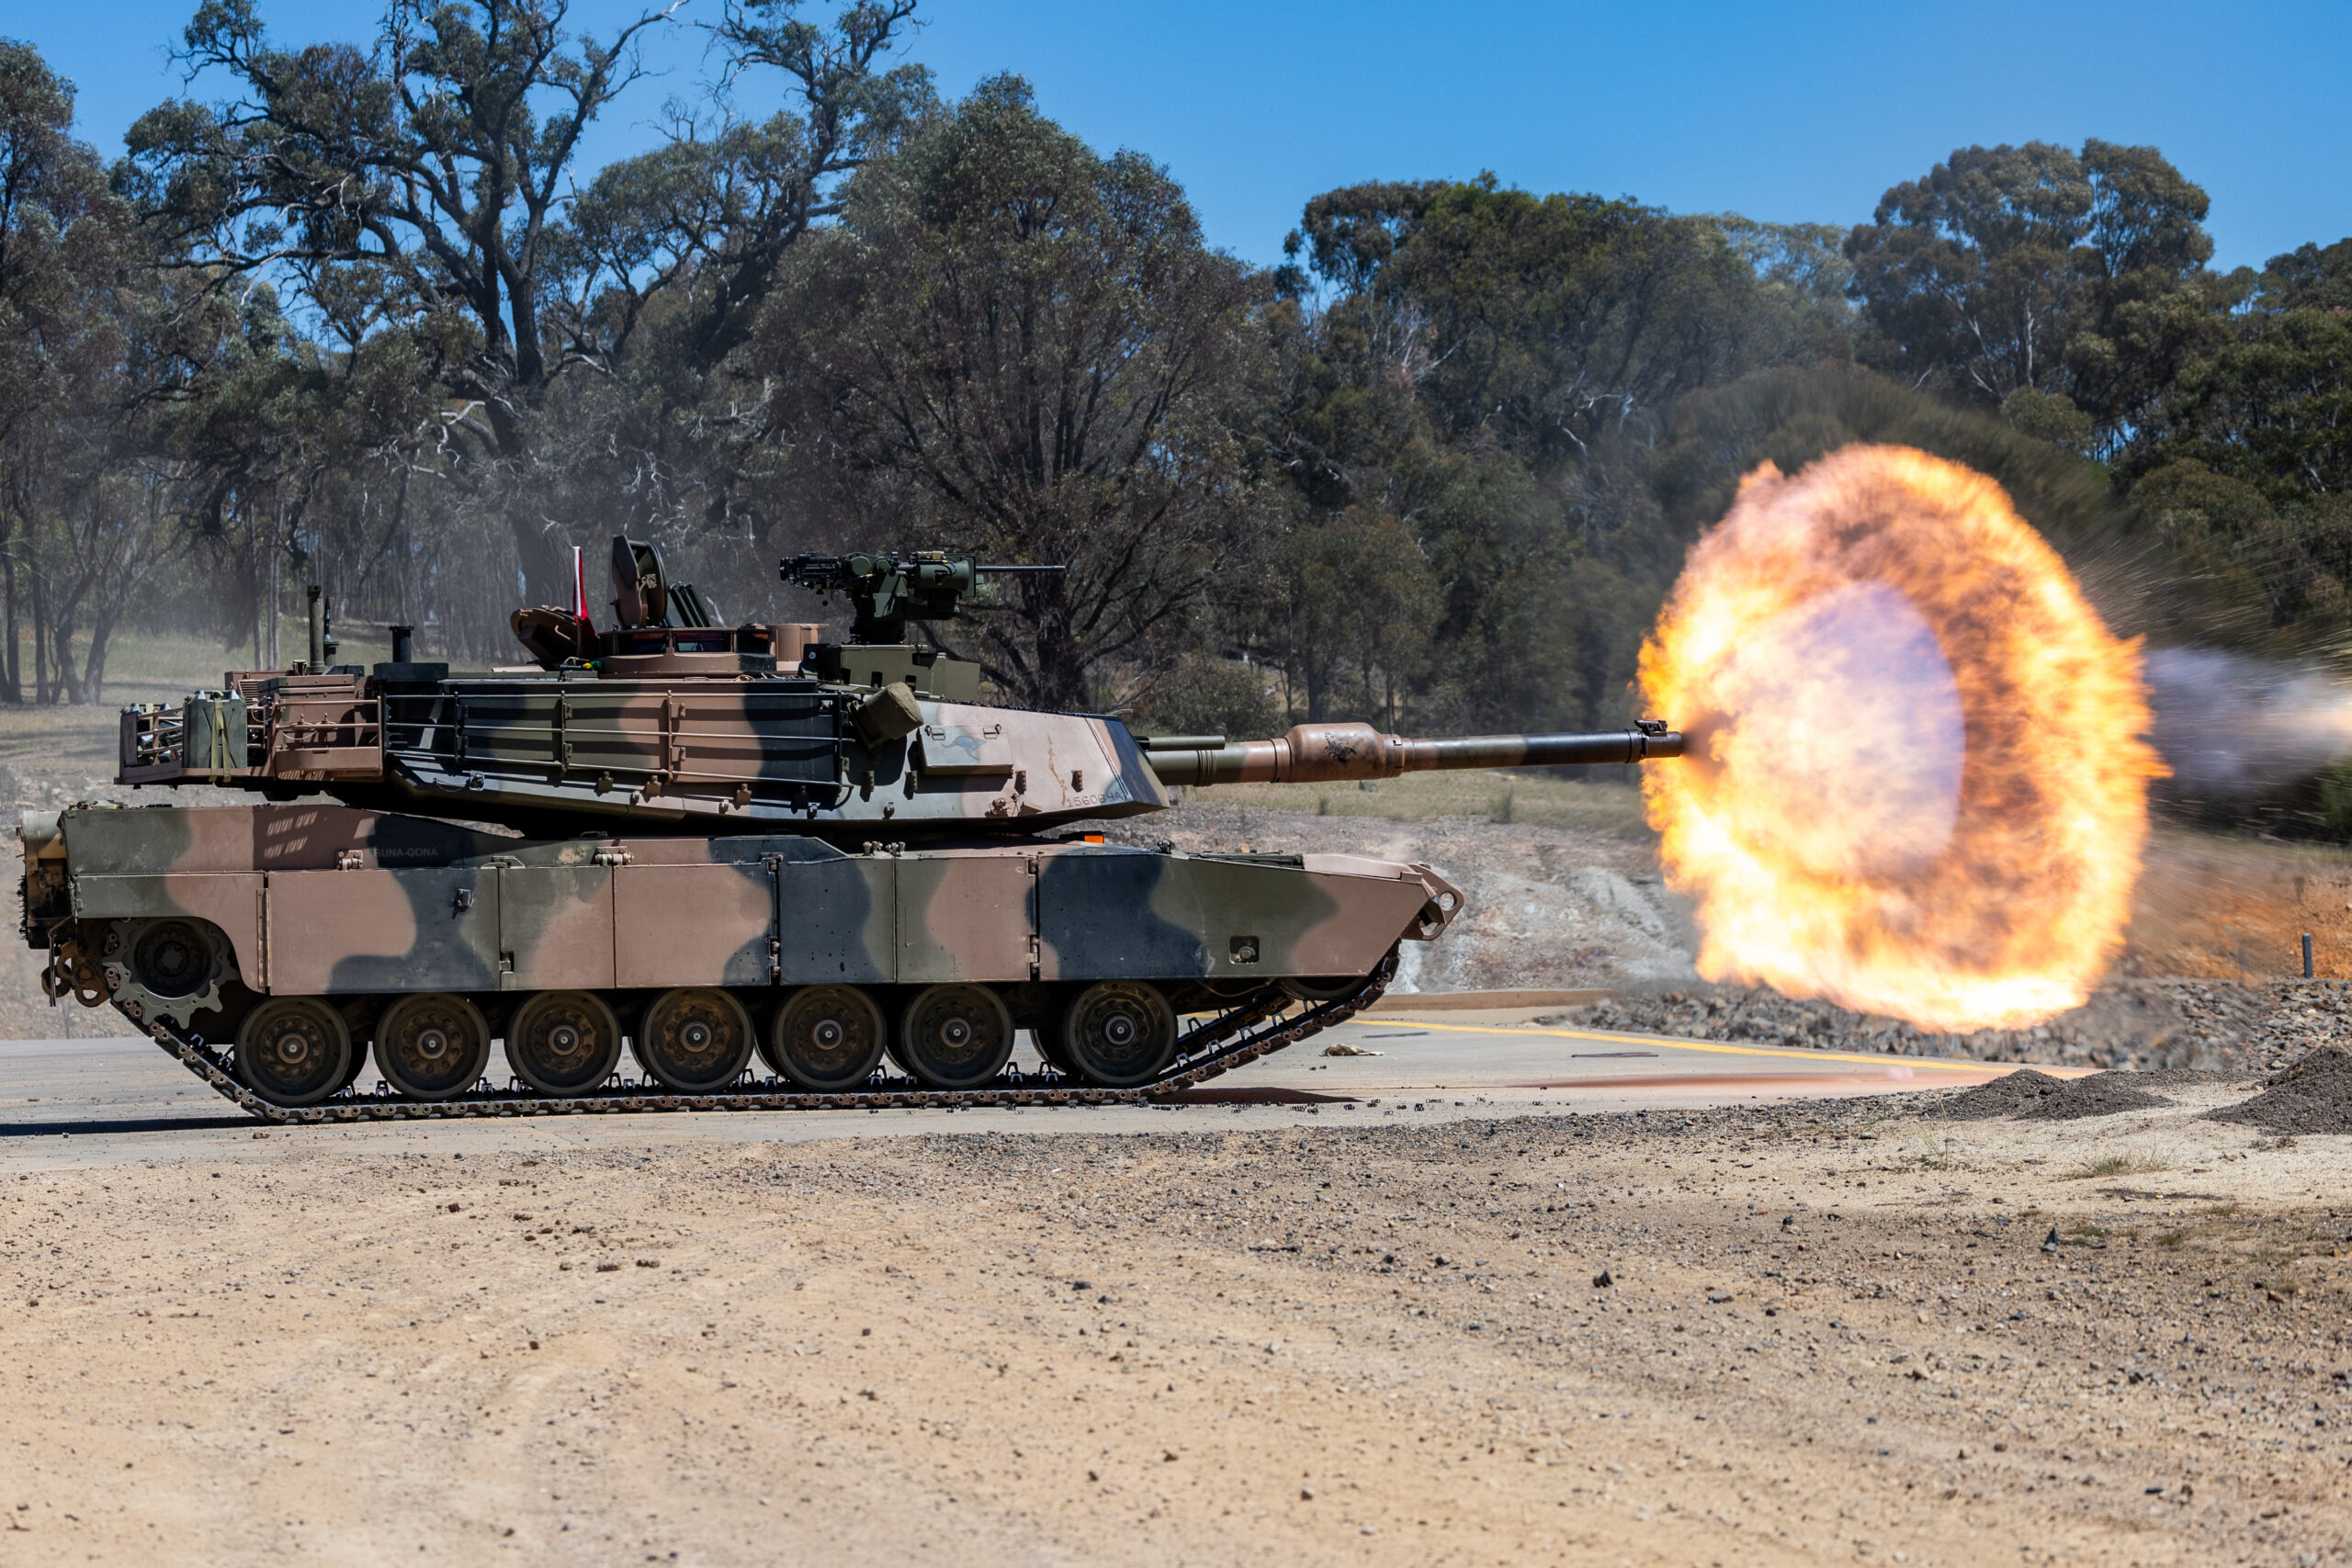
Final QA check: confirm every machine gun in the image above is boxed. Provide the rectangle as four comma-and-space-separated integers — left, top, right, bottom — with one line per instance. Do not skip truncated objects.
780, 551, 1065, 644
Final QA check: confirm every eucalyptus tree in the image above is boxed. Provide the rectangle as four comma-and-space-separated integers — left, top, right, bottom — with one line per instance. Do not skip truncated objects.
121, 0, 691, 594
0, 39, 190, 703
1844, 140, 2233, 458
553, 0, 928, 377
754, 76, 1267, 711
122, 0, 926, 600
537, 1, 931, 586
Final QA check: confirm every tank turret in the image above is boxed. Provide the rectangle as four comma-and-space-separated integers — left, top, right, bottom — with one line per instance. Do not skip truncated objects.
113, 539, 1679, 836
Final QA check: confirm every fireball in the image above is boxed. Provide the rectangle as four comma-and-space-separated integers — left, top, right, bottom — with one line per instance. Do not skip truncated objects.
1638, 444, 2163, 1032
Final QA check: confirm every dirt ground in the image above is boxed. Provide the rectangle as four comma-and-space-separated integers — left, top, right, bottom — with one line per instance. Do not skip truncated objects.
4, 1077, 2349, 1567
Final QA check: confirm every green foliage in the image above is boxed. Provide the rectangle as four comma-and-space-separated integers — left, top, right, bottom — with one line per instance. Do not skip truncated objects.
2143, 243, 2352, 503
2129, 460, 2352, 646
1643, 366, 2121, 559
2319, 760, 2352, 840
1846, 140, 2233, 457
1131, 654, 1283, 741
1388, 176, 1786, 460
1709, 214, 1858, 366
2126, 240, 2352, 650
2001, 386, 2096, 454
1258, 173, 1852, 735
0, 38, 192, 702
1279, 507, 1438, 726
119, 0, 922, 608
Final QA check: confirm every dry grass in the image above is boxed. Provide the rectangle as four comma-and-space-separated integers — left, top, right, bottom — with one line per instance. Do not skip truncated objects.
2131, 823, 2352, 980
2062, 1152, 2173, 1180
1191, 768, 1651, 836
1907, 1137, 1972, 1171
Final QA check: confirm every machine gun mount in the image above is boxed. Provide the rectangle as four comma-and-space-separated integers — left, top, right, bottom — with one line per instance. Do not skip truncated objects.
780, 550, 1065, 644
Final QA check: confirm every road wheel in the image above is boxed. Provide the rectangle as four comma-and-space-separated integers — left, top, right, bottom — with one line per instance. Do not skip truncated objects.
897, 984, 1015, 1090
1057, 981, 1179, 1089
235, 997, 353, 1108
763, 986, 888, 1091
634, 987, 755, 1092
505, 990, 623, 1096
1279, 975, 1361, 1003
374, 993, 492, 1101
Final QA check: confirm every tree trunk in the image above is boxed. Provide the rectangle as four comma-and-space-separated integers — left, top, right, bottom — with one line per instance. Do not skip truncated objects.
30, 568, 47, 706
0, 515, 18, 705
50, 601, 83, 705
82, 604, 116, 704
1025, 605, 1091, 712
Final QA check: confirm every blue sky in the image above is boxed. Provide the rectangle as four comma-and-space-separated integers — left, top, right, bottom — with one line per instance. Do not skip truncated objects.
20, 0, 2350, 274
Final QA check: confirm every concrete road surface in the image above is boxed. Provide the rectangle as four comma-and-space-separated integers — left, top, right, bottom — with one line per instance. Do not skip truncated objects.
0, 1008, 2066, 1171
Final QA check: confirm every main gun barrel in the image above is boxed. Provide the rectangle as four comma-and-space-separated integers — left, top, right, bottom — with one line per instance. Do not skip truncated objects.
1141, 721, 1684, 787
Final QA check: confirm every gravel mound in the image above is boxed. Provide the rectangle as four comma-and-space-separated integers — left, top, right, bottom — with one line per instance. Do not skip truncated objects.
1568, 979, 2352, 1073
2012, 1073, 2175, 1121
1939, 1069, 2068, 1119
2205, 1048, 2352, 1134
1939, 1069, 2172, 1122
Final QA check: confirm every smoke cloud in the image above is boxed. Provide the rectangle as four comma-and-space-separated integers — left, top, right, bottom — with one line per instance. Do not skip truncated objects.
2144, 648, 2352, 796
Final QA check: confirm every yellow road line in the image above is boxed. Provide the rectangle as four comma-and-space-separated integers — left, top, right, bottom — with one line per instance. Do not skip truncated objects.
1365, 1018, 2050, 1074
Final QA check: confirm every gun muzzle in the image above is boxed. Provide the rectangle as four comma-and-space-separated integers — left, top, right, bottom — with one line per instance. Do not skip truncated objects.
1143, 722, 1684, 787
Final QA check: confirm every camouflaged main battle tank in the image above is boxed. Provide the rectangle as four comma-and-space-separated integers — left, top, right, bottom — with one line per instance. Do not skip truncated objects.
19, 542, 1682, 1121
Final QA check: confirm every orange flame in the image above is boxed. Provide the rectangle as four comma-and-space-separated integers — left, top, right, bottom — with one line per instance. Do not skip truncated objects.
1638, 445, 2163, 1032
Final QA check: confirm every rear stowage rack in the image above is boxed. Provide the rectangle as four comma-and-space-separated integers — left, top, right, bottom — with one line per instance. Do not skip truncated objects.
142, 956, 1393, 1124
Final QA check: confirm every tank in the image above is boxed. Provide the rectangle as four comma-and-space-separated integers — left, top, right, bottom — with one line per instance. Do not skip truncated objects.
22, 542, 1682, 1121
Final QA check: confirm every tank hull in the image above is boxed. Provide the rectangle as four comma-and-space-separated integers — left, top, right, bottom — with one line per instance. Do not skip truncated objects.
27, 805, 1457, 1110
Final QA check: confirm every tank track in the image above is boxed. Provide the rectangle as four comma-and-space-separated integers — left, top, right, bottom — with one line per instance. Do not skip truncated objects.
133, 955, 1396, 1125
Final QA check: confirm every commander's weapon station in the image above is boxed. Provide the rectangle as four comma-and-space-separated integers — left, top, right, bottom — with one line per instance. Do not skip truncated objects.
779, 550, 1064, 700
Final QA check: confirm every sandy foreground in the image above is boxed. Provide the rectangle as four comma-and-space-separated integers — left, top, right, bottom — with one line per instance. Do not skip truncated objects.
3, 1081, 2347, 1568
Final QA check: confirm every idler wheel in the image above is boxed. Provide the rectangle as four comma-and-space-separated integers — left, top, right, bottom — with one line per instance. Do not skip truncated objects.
374, 993, 492, 1101
1057, 980, 1178, 1089
634, 987, 755, 1093
235, 997, 353, 1108
505, 990, 624, 1097
896, 984, 1015, 1090
763, 986, 887, 1091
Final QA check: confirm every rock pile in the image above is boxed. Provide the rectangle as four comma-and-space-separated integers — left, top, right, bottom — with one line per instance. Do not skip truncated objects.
1938, 1068, 2173, 1122
2205, 1047, 2352, 1134
1559, 978, 2352, 1073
